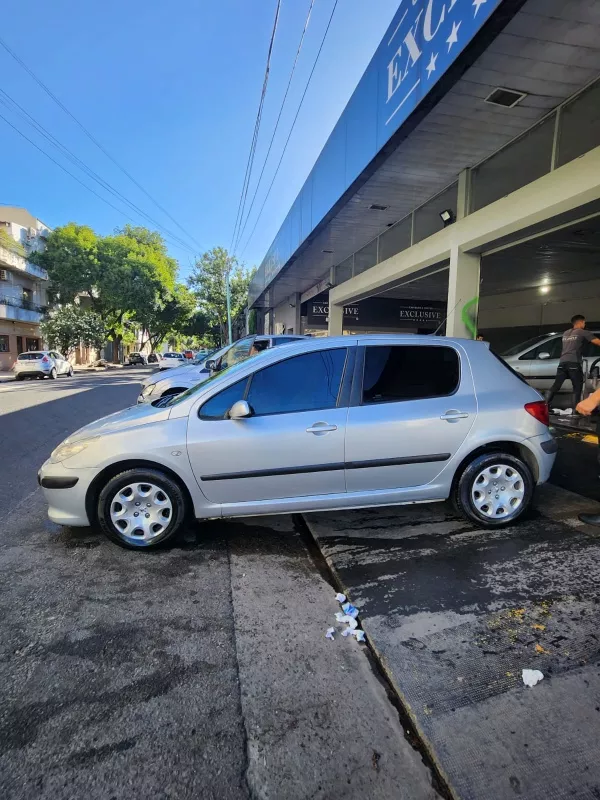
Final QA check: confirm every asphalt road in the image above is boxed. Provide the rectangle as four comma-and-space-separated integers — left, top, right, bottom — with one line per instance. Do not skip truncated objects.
0, 370, 437, 800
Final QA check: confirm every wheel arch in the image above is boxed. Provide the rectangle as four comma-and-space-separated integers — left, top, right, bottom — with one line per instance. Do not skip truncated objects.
450, 440, 539, 498
85, 459, 195, 525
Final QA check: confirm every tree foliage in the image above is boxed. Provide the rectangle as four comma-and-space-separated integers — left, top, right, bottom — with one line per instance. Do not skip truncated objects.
41, 305, 106, 356
136, 283, 199, 351
31, 223, 179, 357
188, 247, 255, 345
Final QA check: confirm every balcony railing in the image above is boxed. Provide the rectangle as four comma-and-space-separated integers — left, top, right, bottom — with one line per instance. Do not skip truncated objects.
0, 244, 48, 280
0, 294, 46, 314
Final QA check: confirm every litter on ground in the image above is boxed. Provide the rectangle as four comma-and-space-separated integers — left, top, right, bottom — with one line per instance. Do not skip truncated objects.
335, 593, 347, 604
522, 669, 544, 687
325, 627, 335, 640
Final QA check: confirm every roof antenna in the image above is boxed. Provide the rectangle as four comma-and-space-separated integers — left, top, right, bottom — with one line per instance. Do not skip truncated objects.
431, 298, 462, 337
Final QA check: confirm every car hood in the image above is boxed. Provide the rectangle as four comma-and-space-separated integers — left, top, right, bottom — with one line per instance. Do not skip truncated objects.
64, 403, 172, 443
142, 362, 208, 388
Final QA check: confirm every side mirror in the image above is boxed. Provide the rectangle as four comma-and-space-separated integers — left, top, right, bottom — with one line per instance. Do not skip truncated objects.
205, 359, 217, 371
538, 351, 551, 360
228, 400, 252, 420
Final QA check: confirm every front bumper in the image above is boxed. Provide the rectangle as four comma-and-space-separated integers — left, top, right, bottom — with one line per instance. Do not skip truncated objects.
38, 460, 99, 527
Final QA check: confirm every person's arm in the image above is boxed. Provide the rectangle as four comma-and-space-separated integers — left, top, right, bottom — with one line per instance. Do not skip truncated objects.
576, 388, 600, 415
592, 338, 600, 348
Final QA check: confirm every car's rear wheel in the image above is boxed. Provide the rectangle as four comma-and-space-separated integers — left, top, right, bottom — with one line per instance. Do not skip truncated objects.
97, 468, 188, 549
67, 366, 74, 377
454, 452, 533, 528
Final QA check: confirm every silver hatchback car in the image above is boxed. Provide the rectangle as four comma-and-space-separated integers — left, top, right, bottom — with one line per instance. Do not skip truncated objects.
38, 335, 556, 550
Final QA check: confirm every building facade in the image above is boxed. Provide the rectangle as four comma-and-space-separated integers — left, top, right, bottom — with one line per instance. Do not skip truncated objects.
0, 206, 50, 370
249, 0, 600, 354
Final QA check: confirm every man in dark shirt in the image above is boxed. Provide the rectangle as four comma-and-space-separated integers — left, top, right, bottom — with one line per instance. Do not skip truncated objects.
546, 315, 600, 410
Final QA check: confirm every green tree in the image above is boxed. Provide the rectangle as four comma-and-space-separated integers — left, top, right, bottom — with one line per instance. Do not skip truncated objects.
41, 305, 106, 356
32, 223, 178, 360
138, 283, 199, 352
188, 247, 255, 345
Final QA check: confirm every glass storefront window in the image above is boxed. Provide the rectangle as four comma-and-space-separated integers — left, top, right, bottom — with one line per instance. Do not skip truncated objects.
557, 80, 600, 168
471, 116, 555, 212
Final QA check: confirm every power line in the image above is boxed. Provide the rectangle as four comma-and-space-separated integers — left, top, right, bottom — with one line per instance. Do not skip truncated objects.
239, 0, 339, 260
0, 88, 197, 254
0, 34, 203, 251
0, 108, 197, 255
235, 0, 316, 254
230, 0, 283, 254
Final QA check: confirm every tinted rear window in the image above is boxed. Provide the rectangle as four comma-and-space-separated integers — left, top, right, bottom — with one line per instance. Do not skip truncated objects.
363, 345, 459, 403
18, 353, 43, 360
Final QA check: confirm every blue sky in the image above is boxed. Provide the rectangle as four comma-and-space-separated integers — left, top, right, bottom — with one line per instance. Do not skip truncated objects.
0, 0, 399, 277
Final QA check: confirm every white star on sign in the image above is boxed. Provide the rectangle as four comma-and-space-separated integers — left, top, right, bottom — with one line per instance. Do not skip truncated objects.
426, 52, 438, 79
446, 20, 461, 51
473, 0, 487, 15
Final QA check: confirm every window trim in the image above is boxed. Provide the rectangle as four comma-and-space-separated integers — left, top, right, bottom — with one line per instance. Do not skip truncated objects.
199, 347, 350, 421
0, 334, 10, 353
356, 343, 462, 407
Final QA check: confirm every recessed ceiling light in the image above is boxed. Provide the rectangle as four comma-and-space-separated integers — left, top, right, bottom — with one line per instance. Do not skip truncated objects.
485, 87, 527, 108
369, 204, 388, 211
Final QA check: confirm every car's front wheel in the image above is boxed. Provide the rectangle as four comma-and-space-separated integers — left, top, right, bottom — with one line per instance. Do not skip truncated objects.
454, 452, 533, 528
97, 468, 188, 549
49, 367, 57, 380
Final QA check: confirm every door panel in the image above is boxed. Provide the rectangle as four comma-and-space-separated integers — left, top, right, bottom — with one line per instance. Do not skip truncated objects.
187, 347, 349, 505
521, 336, 562, 390
345, 344, 476, 492
189, 408, 347, 503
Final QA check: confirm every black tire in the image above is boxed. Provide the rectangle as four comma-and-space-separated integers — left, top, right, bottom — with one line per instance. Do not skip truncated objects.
68, 366, 74, 377
97, 468, 188, 550
49, 368, 57, 380
15, 375, 23, 381
453, 452, 533, 528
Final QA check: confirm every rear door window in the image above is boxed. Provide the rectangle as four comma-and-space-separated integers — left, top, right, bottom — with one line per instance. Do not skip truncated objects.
362, 346, 459, 403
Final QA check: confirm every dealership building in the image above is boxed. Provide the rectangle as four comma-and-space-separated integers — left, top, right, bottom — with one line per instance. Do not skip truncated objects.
248, 0, 600, 352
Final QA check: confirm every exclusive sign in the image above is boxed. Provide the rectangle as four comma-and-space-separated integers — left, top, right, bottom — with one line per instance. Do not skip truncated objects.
305, 295, 444, 329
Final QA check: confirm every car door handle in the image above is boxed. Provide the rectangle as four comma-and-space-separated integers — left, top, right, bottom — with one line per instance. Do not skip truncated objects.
440, 410, 469, 422
306, 422, 338, 435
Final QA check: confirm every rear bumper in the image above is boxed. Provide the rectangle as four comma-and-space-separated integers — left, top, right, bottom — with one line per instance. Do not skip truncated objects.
14, 369, 50, 378
38, 460, 98, 527
525, 433, 557, 484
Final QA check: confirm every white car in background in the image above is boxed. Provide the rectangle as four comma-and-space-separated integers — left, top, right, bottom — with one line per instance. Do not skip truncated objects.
13, 350, 73, 380
157, 352, 185, 370
138, 335, 304, 404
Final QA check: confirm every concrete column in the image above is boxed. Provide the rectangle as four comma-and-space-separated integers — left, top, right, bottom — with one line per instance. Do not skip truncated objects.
292, 293, 301, 334
456, 168, 471, 220
327, 302, 344, 336
445, 246, 480, 339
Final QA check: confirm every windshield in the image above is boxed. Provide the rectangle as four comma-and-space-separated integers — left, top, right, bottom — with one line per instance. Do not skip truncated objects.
502, 334, 555, 357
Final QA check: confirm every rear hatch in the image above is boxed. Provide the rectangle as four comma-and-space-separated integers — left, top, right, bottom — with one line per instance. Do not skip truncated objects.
16, 353, 47, 372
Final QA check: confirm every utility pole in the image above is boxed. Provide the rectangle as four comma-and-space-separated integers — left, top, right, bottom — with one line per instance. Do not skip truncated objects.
226, 268, 233, 345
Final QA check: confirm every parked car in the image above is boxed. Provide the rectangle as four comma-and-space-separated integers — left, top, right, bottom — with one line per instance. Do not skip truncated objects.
157, 352, 185, 370
137, 335, 305, 404
39, 335, 556, 550
502, 331, 600, 394
13, 350, 73, 380
126, 352, 147, 366
147, 353, 159, 364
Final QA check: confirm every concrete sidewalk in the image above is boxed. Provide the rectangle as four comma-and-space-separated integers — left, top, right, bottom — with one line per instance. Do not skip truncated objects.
304, 484, 600, 800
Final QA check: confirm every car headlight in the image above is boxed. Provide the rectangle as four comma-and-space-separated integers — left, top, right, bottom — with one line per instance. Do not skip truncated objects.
141, 383, 156, 397
50, 438, 96, 464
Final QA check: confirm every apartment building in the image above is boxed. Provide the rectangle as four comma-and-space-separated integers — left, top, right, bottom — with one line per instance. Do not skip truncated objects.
0, 206, 50, 370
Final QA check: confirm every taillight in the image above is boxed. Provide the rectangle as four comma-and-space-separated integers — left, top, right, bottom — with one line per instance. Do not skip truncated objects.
525, 401, 549, 426
41, 356, 50, 364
